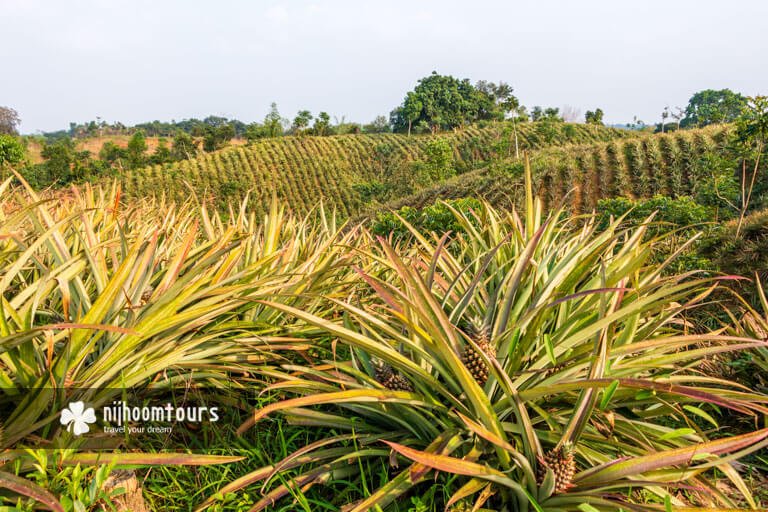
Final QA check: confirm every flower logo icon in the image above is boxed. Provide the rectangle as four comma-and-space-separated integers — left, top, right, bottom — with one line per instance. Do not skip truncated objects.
60, 401, 96, 436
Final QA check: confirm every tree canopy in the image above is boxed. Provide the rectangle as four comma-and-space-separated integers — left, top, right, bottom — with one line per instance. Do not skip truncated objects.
681, 89, 747, 128
531, 106, 562, 122
389, 72, 518, 134
585, 108, 604, 125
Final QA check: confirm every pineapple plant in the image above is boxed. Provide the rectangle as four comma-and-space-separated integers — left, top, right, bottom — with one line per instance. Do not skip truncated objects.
228, 160, 768, 511
537, 442, 576, 494
461, 323, 495, 386
372, 360, 413, 392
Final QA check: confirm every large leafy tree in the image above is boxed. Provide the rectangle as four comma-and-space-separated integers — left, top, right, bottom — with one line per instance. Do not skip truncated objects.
531, 106, 562, 122
476, 80, 519, 118
313, 111, 331, 136
585, 108, 604, 125
292, 110, 313, 135
171, 131, 197, 160
127, 131, 148, 168
263, 102, 285, 137
681, 88, 747, 128
390, 72, 516, 134
733, 95, 768, 234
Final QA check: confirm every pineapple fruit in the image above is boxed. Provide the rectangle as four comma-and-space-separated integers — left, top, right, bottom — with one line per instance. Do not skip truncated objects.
462, 324, 496, 386
372, 360, 413, 392
537, 442, 576, 494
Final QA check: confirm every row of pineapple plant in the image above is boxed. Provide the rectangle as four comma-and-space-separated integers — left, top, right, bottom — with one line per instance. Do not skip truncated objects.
390, 126, 729, 215
0, 173, 367, 508
118, 123, 636, 217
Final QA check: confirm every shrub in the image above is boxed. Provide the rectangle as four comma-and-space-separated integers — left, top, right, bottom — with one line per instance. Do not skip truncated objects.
699, 208, 768, 286
597, 195, 713, 237
371, 197, 483, 241
352, 179, 393, 203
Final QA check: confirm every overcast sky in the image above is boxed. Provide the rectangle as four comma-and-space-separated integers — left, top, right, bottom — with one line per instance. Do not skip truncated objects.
2, 0, 766, 133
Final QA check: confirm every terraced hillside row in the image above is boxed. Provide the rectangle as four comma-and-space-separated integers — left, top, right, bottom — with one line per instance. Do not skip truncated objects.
386, 126, 729, 214
119, 123, 635, 217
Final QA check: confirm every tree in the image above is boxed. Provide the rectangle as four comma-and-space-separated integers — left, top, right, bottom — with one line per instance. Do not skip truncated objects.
39, 139, 74, 184
671, 106, 685, 130
244, 122, 269, 141
127, 131, 147, 169
202, 124, 234, 152
99, 141, 128, 169
390, 72, 514, 134
313, 112, 331, 136
532, 107, 562, 123
681, 89, 747, 128
544, 108, 562, 121
585, 109, 604, 125
363, 116, 390, 134
171, 131, 197, 160
475, 80, 520, 119
264, 102, 284, 137
149, 139, 172, 165
423, 139, 454, 181
400, 92, 422, 136
732, 96, 768, 235
203, 115, 229, 128
660, 106, 670, 133
0, 106, 21, 135
292, 110, 313, 135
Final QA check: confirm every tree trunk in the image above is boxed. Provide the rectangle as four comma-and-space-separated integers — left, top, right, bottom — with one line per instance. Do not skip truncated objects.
513, 117, 520, 159
101, 470, 150, 512
407, 119, 411, 137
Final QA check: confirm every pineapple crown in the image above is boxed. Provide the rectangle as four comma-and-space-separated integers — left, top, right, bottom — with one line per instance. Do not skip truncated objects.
554, 441, 575, 458
462, 319, 492, 343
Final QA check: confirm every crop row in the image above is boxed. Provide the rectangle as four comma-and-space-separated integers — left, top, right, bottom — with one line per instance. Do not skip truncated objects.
388, 126, 729, 214
119, 123, 635, 217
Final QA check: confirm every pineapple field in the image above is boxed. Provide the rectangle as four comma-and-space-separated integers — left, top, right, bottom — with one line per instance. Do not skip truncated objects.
118, 123, 636, 217
4, 147, 768, 510
4, 2, 767, 509
387, 125, 729, 214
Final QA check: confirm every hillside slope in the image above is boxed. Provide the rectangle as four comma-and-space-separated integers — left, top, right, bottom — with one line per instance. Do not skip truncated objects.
383, 126, 729, 214
24, 135, 248, 164
119, 123, 636, 217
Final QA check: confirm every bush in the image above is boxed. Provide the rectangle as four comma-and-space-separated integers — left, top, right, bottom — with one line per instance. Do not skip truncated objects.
597, 195, 718, 274
597, 195, 714, 237
423, 139, 455, 181
371, 198, 483, 242
0, 134, 25, 168
352, 180, 392, 203
699, 208, 768, 284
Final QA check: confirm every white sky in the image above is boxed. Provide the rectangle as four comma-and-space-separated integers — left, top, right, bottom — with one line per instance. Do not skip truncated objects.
2, 0, 766, 133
